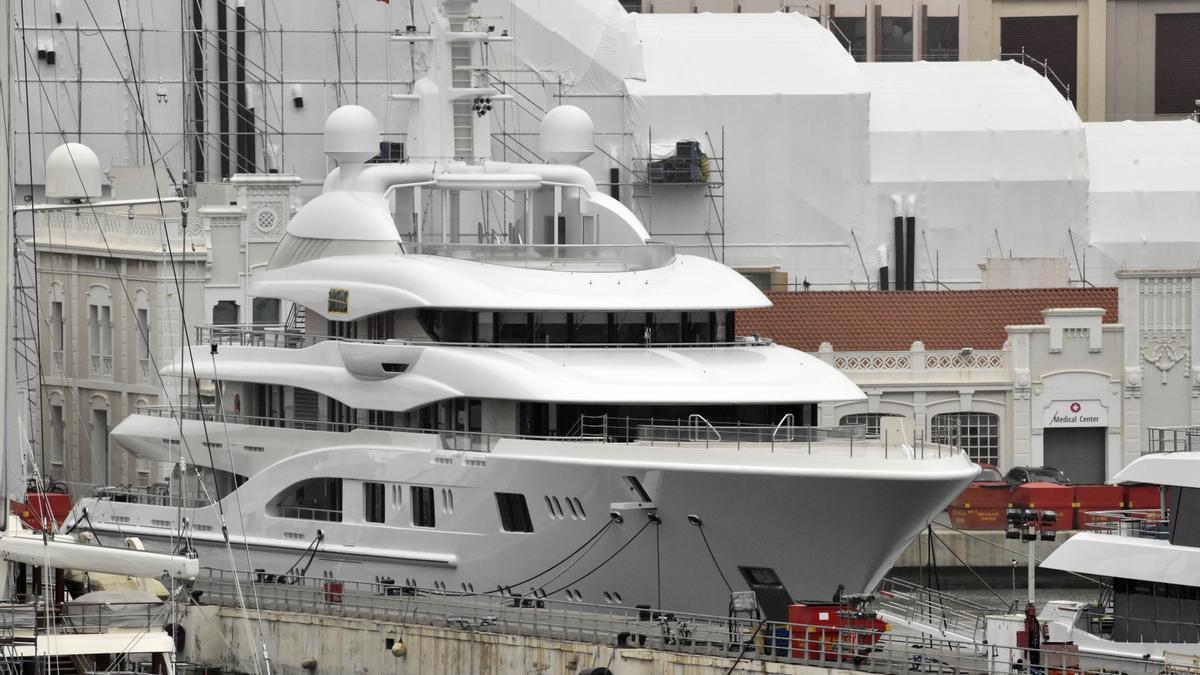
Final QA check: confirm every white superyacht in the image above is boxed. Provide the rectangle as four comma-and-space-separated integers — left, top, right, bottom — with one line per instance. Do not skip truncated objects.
69, 0, 977, 618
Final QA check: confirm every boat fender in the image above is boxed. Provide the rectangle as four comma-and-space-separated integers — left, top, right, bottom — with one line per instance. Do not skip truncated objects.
390, 640, 407, 657
301, 657, 318, 671
579, 669, 613, 675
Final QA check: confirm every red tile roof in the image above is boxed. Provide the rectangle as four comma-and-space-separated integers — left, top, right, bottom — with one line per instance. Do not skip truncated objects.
737, 288, 1118, 352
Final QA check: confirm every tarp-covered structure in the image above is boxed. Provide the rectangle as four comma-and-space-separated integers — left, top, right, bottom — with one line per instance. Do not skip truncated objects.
483, 0, 1200, 287
1085, 120, 1200, 275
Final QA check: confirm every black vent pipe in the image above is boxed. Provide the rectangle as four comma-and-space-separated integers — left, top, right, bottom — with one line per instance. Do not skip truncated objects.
879, 266, 889, 291
234, 1, 255, 173
905, 215, 916, 291
893, 216, 905, 292
217, 0, 230, 178
190, 0, 206, 182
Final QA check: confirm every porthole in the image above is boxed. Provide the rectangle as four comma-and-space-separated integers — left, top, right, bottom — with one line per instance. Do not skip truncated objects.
574, 498, 587, 519
612, 591, 623, 604
545, 496, 556, 517
566, 497, 578, 520
603, 591, 613, 604
552, 496, 563, 518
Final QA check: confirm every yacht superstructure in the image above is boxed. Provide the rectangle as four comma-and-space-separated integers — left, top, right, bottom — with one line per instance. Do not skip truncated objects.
1039, 429, 1200, 665
68, 0, 977, 618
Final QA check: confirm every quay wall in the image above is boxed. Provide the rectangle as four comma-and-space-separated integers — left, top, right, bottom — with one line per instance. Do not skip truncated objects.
183, 605, 864, 675
891, 527, 1084, 588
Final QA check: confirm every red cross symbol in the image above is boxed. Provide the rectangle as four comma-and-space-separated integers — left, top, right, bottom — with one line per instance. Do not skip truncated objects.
1069, 402, 1081, 413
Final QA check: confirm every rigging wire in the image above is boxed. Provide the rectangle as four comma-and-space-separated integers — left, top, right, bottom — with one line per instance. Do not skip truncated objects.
495, 516, 616, 593
695, 520, 733, 593
542, 517, 653, 598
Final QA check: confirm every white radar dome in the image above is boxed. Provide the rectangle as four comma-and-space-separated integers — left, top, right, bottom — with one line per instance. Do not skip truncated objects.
540, 105, 594, 164
323, 105, 380, 165
46, 143, 102, 200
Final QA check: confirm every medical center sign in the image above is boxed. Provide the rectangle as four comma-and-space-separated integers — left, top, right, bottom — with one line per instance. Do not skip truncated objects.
1045, 400, 1106, 427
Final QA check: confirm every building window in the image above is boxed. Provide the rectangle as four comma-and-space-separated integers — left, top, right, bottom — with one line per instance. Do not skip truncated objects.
49, 404, 65, 467
212, 300, 240, 325
878, 16, 913, 61
924, 16, 959, 61
364, 482, 385, 523
832, 17, 867, 61
88, 299, 113, 378
840, 413, 903, 438
930, 412, 999, 465
50, 300, 64, 352
252, 297, 281, 324
411, 486, 436, 527
496, 493, 534, 533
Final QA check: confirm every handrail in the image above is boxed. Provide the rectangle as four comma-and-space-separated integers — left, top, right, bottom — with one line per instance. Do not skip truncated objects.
772, 413, 795, 442
405, 241, 676, 272
188, 566, 1166, 673
131, 406, 961, 460
197, 325, 773, 351
688, 414, 720, 442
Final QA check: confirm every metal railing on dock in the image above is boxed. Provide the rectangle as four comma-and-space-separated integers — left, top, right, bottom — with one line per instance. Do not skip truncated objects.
191, 568, 1160, 675
1082, 509, 1169, 539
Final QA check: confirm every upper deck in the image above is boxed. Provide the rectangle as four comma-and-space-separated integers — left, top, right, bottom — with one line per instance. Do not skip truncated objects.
404, 241, 677, 273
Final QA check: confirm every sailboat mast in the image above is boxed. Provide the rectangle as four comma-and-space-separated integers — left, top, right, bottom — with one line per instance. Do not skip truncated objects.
0, 0, 14, 515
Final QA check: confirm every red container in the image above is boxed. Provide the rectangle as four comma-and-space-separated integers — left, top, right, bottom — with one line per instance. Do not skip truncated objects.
958, 484, 1012, 509
9, 493, 73, 531
1123, 484, 1161, 509
323, 581, 344, 604
1009, 483, 1075, 530
947, 505, 1007, 530
787, 603, 886, 661
1074, 485, 1124, 529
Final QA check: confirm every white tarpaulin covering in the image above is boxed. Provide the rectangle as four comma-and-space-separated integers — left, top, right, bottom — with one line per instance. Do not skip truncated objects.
478, 0, 1200, 287
861, 60, 1089, 284
626, 12, 870, 282
1086, 120, 1200, 273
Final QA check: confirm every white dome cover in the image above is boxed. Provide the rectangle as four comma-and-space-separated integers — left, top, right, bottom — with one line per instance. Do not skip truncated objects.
323, 105, 380, 164
285, 191, 399, 241
540, 105, 595, 164
46, 142, 103, 200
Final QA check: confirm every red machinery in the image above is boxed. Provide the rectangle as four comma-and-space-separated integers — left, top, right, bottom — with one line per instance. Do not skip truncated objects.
9, 480, 72, 532
788, 597, 888, 662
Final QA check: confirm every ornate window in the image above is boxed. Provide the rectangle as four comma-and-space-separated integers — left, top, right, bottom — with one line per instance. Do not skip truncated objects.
930, 412, 1000, 465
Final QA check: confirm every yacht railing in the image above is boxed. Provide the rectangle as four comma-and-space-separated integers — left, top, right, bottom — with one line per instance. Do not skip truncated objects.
196, 324, 771, 350
1145, 425, 1200, 454
1076, 605, 1200, 643
1082, 509, 1170, 539
132, 406, 961, 460
0, 599, 173, 634
276, 505, 343, 522
89, 485, 212, 510
404, 241, 676, 272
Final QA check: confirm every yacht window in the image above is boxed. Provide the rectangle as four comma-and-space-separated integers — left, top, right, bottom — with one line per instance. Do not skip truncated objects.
683, 312, 713, 343
366, 311, 397, 340
364, 482, 385, 523
573, 312, 609, 344
613, 312, 648, 344
478, 311, 496, 343
653, 312, 683, 344
421, 309, 475, 343
411, 486, 436, 527
534, 312, 570, 344
496, 493, 534, 533
275, 478, 343, 522
498, 312, 532, 343
328, 320, 358, 339
1170, 487, 1200, 548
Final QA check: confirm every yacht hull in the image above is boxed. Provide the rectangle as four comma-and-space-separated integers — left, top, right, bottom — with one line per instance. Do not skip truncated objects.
75, 419, 976, 617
